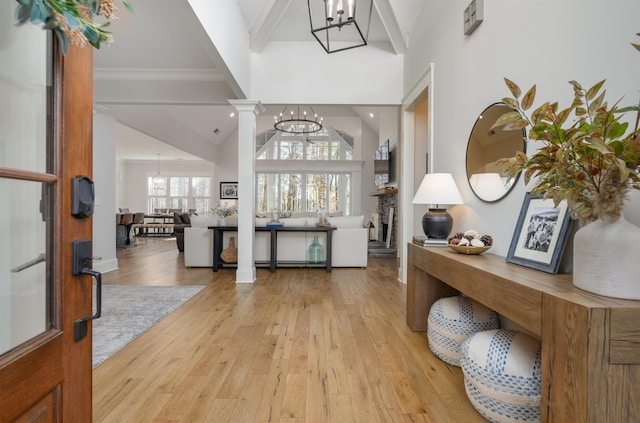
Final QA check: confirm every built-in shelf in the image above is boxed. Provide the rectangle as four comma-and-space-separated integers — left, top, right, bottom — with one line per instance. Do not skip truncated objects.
370, 188, 398, 196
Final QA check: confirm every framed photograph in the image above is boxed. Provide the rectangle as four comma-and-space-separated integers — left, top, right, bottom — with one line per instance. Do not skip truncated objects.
220, 181, 238, 200
507, 192, 573, 274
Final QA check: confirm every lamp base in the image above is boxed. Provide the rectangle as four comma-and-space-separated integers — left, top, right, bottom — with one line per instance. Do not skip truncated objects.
422, 208, 453, 240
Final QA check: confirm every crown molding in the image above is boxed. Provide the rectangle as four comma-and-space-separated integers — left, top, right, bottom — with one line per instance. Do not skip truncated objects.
93, 68, 226, 81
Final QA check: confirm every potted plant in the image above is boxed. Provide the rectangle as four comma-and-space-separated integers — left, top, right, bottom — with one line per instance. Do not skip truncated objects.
492, 33, 640, 299
15, 0, 133, 54
211, 202, 237, 226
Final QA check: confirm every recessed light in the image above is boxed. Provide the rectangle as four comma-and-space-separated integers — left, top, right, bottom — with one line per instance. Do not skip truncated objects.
369, 113, 374, 118
230, 112, 235, 117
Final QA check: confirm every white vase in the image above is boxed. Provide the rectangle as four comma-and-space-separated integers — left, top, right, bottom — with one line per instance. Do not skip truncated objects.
573, 215, 640, 300
219, 217, 227, 226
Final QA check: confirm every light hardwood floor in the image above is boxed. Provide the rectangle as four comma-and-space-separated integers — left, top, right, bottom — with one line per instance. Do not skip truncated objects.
93, 238, 486, 422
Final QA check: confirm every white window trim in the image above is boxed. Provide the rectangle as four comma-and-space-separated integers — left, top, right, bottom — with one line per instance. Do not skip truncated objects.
146, 175, 212, 214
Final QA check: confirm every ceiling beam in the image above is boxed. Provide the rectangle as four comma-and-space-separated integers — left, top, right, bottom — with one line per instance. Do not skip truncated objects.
250, 0, 293, 53
374, 0, 407, 54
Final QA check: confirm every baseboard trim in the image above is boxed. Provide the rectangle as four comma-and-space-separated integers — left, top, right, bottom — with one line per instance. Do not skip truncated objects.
93, 258, 118, 274
235, 266, 256, 283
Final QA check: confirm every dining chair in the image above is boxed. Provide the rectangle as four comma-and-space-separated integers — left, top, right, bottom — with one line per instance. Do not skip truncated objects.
131, 212, 146, 244
117, 213, 135, 248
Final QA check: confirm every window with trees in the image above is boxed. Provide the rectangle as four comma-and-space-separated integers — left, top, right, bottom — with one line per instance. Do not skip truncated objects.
256, 172, 351, 214
147, 176, 211, 214
256, 126, 353, 214
256, 127, 353, 161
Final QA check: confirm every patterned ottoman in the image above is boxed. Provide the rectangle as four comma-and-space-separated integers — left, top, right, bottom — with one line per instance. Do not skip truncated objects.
427, 296, 499, 366
460, 329, 542, 423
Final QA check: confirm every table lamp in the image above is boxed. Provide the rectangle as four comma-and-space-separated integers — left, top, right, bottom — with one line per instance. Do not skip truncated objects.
412, 173, 464, 239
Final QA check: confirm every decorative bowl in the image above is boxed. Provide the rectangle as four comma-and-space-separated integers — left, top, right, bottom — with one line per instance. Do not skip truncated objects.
448, 244, 491, 255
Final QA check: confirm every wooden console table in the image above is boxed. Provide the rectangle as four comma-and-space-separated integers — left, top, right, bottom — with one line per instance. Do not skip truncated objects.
210, 225, 337, 272
407, 243, 640, 422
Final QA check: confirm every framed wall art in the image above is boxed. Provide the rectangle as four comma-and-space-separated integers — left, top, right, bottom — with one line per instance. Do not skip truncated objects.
220, 181, 238, 200
506, 192, 573, 274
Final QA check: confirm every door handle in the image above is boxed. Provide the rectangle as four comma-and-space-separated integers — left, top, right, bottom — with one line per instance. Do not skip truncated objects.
75, 268, 102, 341
72, 239, 102, 341
11, 253, 46, 273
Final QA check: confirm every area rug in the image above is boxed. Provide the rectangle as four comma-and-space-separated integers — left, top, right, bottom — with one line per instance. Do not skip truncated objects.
92, 285, 205, 368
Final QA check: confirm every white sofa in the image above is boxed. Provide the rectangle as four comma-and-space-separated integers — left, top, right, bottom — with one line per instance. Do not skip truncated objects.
183, 215, 216, 267
183, 215, 368, 268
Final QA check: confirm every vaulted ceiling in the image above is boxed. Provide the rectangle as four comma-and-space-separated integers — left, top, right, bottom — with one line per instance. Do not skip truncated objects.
93, 0, 426, 161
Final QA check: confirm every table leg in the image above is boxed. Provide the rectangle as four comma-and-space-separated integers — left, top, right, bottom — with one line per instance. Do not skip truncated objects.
212, 229, 222, 272
326, 230, 332, 272
270, 228, 277, 272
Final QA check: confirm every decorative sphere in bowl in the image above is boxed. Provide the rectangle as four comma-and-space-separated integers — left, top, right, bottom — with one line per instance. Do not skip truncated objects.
448, 244, 491, 255
447, 229, 492, 254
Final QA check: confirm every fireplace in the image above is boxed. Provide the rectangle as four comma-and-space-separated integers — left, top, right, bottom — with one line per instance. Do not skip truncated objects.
377, 191, 398, 248
368, 188, 398, 256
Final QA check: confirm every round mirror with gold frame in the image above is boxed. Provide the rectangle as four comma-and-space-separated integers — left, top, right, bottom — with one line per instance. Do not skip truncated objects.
466, 102, 526, 202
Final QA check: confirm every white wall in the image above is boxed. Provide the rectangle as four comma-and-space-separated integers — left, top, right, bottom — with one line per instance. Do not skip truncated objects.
115, 158, 126, 210
93, 114, 118, 273
188, 0, 252, 97
379, 108, 400, 154
251, 42, 403, 104
216, 129, 239, 200
404, 0, 640, 257
361, 122, 381, 215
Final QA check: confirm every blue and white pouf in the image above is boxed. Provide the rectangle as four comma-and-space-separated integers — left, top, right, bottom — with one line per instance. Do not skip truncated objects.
427, 296, 499, 366
460, 329, 542, 423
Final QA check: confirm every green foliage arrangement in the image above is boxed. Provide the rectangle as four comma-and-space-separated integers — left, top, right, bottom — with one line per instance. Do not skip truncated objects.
493, 33, 640, 226
14, 0, 133, 54
212, 203, 237, 218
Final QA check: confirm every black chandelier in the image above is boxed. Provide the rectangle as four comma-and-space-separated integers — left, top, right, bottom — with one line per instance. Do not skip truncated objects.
307, 0, 373, 54
274, 106, 323, 134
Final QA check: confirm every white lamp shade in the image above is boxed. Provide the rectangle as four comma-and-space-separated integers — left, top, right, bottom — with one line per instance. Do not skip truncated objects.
469, 173, 507, 202
412, 173, 464, 206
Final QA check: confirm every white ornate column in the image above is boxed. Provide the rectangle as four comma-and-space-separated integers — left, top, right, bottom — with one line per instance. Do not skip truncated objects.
229, 100, 266, 283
